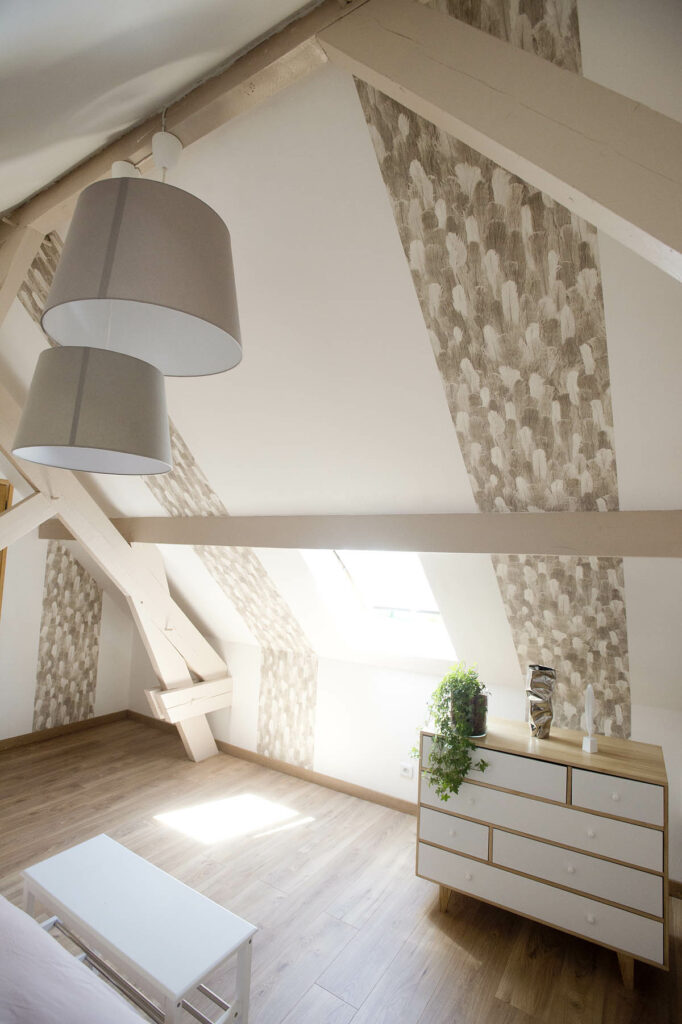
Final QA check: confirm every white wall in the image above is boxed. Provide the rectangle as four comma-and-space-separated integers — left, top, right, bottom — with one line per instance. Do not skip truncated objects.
578, 0, 682, 881
0, 527, 46, 739
94, 590, 135, 717
127, 628, 161, 717
0, 473, 47, 739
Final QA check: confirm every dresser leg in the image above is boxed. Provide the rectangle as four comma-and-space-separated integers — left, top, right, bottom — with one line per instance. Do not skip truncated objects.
438, 885, 450, 913
617, 953, 634, 990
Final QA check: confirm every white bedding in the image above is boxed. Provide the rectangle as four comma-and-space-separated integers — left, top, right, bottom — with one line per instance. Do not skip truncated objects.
0, 895, 143, 1023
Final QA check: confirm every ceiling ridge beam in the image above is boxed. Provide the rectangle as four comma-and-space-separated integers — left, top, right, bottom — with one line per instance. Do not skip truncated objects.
0, 0, 369, 237
38, 510, 682, 558
319, 0, 682, 281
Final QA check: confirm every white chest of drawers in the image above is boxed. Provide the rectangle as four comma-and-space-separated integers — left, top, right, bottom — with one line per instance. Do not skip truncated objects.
417, 718, 669, 987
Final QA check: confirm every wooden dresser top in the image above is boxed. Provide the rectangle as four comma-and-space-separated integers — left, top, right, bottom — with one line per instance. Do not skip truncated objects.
422, 717, 667, 786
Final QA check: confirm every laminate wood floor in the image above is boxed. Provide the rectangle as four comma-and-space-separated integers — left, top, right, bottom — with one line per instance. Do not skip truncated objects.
0, 720, 679, 1023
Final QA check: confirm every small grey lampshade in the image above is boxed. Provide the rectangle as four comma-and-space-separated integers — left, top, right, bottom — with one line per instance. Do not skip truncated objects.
42, 177, 241, 377
13, 346, 172, 475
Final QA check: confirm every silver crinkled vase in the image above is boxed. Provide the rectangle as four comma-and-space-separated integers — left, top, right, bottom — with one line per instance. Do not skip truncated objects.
526, 664, 556, 739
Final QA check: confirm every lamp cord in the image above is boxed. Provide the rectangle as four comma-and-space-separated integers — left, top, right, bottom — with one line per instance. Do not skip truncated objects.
161, 108, 168, 182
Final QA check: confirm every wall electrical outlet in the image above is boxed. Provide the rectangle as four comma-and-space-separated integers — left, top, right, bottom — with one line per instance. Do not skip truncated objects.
400, 762, 414, 779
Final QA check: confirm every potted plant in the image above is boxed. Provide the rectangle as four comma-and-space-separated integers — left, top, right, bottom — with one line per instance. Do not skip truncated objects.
422, 663, 490, 801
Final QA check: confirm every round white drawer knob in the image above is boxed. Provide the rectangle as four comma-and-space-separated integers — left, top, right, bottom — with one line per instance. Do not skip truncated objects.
611, 792, 620, 802
464, 872, 472, 881
566, 864, 576, 875
587, 829, 596, 839
449, 829, 456, 836
586, 913, 596, 925
468, 797, 475, 805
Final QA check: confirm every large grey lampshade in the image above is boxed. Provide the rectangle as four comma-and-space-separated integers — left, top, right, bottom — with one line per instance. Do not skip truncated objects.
13, 347, 172, 474
42, 177, 241, 377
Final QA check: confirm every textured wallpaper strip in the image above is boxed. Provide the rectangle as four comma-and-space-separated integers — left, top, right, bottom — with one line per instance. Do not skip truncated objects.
145, 424, 318, 768
356, 80, 631, 737
33, 541, 102, 730
18, 233, 62, 324
425, 0, 581, 71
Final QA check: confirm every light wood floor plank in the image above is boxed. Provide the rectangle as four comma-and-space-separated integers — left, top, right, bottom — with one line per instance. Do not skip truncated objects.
0, 720, 679, 1024
281, 984, 356, 1024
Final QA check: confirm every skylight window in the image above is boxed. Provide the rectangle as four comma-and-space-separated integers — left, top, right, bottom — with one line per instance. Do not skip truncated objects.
302, 549, 455, 660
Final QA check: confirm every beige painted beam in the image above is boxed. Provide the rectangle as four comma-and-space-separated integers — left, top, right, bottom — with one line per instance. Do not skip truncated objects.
127, 543, 224, 760
148, 678, 233, 724
320, 0, 682, 281
38, 510, 682, 557
0, 0, 368, 237
0, 382, 227, 681
0, 492, 60, 549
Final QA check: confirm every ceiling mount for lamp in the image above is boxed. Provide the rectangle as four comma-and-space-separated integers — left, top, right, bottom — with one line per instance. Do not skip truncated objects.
41, 175, 242, 377
13, 347, 172, 475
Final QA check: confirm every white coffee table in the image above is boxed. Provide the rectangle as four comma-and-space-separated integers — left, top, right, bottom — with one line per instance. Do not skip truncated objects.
23, 834, 256, 1023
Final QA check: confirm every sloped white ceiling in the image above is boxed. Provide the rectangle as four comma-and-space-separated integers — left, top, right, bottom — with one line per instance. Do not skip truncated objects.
0, 0, 311, 214
0, 65, 473, 521
164, 65, 475, 516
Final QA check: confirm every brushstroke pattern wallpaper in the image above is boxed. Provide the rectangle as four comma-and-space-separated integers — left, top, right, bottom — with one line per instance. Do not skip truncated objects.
145, 424, 318, 768
17, 233, 62, 324
356, 77, 631, 736
426, 0, 581, 71
33, 541, 102, 730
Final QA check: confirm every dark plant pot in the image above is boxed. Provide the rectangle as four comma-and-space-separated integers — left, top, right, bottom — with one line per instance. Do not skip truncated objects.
451, 693, 488, 737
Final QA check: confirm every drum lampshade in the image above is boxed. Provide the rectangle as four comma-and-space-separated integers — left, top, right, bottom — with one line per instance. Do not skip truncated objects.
13, 346, 172, 475
41, 177, 241, 377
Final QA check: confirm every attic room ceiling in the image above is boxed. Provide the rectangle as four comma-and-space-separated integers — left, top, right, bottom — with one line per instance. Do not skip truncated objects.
0, 0, 313, 214
0, 0, 680, 751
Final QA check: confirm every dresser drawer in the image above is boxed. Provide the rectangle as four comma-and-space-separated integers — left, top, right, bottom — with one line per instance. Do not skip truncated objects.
492, 829, 663, 917
419, 807, 489, 860
421, 737, 567, 802
420, 775, 662, 872
418, 842, 664, 964
571, 769, 664, 827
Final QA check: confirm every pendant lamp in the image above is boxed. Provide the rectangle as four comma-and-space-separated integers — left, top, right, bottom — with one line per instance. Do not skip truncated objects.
41, 176, 241, 376
12, 346, 172, 474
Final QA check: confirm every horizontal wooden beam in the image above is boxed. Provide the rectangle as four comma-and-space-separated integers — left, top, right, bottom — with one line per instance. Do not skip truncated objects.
38, 510, 682, 558
0, 0, 367, 237
320, 0, 682, 281
147, 678, 233, 724
0, 492, 60, 549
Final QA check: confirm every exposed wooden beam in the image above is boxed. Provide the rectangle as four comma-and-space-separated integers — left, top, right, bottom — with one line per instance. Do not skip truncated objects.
38, 510, 682, 558
0, 492, 60, 550
129, 542, 222, 761
0, 0, 368, 238
147, 678, 233, 725
0, 381, 227, 681
319, 0, 682, 281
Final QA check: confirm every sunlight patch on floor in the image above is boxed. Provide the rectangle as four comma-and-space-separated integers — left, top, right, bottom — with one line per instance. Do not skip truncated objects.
154, 793, 315, 844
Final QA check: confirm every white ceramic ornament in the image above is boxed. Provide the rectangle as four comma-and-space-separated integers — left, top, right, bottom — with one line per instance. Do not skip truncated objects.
582, 683, 598, 753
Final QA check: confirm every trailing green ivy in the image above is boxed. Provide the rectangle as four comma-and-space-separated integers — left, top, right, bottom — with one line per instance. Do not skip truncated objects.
422, 663, 489, 801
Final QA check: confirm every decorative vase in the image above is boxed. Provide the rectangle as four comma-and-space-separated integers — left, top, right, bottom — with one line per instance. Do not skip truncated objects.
526, 665, 555, 739
452, 693, 488, 738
